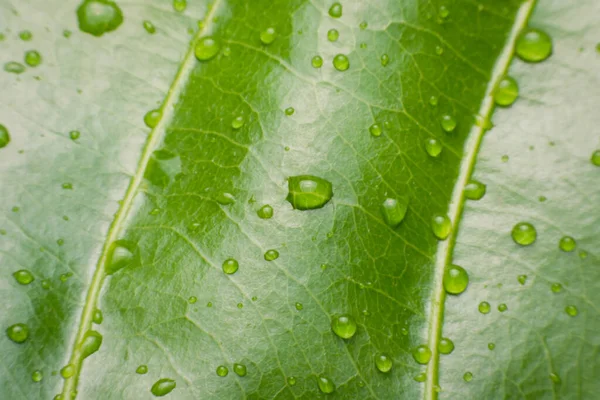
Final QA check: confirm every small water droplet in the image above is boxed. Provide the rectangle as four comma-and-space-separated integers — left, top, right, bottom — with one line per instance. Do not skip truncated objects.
380, 198, 408, 228
497, 303, 508, 312
380, 54, 390, 66
257, 204, 274, 219
188, 296, 197, 304
311, 55, 323, 68
195, 37, 220, 61
233, 363, 247, 377
260, 27, 276, 45
494, 76, 519, 107
222, 258, 239, 274
62, 183, 73, 190
463, 371, 473, 382
0, 125, 10, 148
216, 365, 228, 377
106, 240, 136, 275
60, 364, 75, 379
77, 0, 124, 37
359, 21, 368, 30
264, 249, 279, 261
438, 337, 454, 354
69, 130, 81, 140
516, 28, 552, 63
438, 5, 450, 19
79, 330, 102, 359
488, 342, 496, 350
32, 370, 43, 382
464, 180, 486, 200
558, 236, 576, 252
295, 302, 303, 311
231, 116, 244, 129
579, 250, 588, 259
565, 305, 578, 317
92, 309, 103, 324
143, 20, 156, 34
151, 378, 176, 397
412, 345, 432, 364
328, 3, 342, 18
478, 301, 491, 314
136, 365, 148, 374
549, 372, 561, 384
285, 107, 295, 116
331, 314, 357, 339
440, 115, 457, 132
19, 30, 33, 41
6, 323, 29, 343
333, 54, 349, 71
429, 96, 438, 106
511, 222, 536, 246
435, 46, 444, 55
501, 154, 509, 163
286, 175, 333, 210
287, 376, 297, 386
13, 270, 34, 285
327, 29, 339, 42
414, 372, 427, 382
24, 50, 42, 67
431, 214, 451, 240
207, 302, 213, 307
425, 138, 442, 157
144, 109, 162, 128
41, 279, 51, 290
551, 283, 562, 293
317, 376, 335, 393
216, 192, 235, 205
517, 274, 527, 285
4, 61, 26, 74
63, 30, 72, 38
444, 265, 469, 294
375, 353, 393, 373
591, 150, 600, 166
172, 0, 186, 12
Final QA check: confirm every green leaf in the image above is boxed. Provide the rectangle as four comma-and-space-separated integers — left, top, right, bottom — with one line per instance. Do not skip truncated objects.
0, 1, 598, 399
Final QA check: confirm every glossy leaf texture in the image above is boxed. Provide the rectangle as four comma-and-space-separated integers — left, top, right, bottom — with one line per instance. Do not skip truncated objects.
0, 1, 597, 400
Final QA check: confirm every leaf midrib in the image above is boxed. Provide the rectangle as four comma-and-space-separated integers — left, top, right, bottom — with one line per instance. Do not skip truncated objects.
424, 1, 537, 398
60, 0, 225, 396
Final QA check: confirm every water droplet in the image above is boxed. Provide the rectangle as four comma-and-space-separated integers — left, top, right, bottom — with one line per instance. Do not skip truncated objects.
494, 76, 519, 106
24, 50, 42, 67
331, 314, 357, 339
565, 305, 578, 317
106, 240, 137, 275
195, 37, 220, 61
551, 283, 563, 293
231, 116, 244, 129
62, 183, 73, 190
136, 365, 148, 374
317, 376, 335, 393
222, 258, 239, 274
463, 371, 473, 382
549, 372, 561, 384
257, 204, 274, 219
264, 249, 279, 261
216, 365, 228, 377
487, 342, 496, 350
375, 353, 393, 373
359, 21, 368, 30
286, 175, 333, 210
327, 29, 339, 42
464, 180, 486, 200
77, 0, 124, 37
287, 376, 297, 386
328, 3, 342, 18
285, 107, 295, 116
516, 28, 552, 63
32, 370, 43, 382
41, 279, 51, 290
414, 372, 427, 382
188, 296, 197, 304
151, 378, 176, 397
80, 330, 102, 359
60, 364, 75, 379
380, 54, 390, 66
478, 301, 491, 314
444, 265, 469, 294
144, 109, 162, 128
511, 222, 536, 246
579, 250, 588, 259
260, 27, 276, 45
13, 270, 34, 285
333, 54, 349, 71
431, 214, 451, 240
53, 395, 63, 400
435, 45, 444, 55
367, 123, 382, 138
69, 130, 81, 140
233, 363, 247, 377
517, 274, 527, 285
311, 55, 323, 68
216, 192, 235, 205
19, 30, 33, 41
438, 5, 450, 19
497, 303, 508, 312
63, 30, 72, 38
425, 138, 442, 157
143, 20, 156, 34
0, 125, 10, 148
438, 337, 454, 354
559, 236, 576, 252
591, 150, 600, 166
4, 61, 26, 74
172, 0, 186, 12
429, 96, 438, 106
440, 115, 457, 132
6, 323, 29, 343
92, 309, 103, 324
380, 198, 408, 228
412, 345, 432, 364
295, 302, 303, 311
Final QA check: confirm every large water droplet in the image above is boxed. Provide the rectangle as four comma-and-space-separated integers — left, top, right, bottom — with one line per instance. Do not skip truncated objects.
32, 370, 43, 382
195, 37, 220, 61
260, 28, 276, 45
558, 236, 576, 252
106, 240, 137, 275
264, 249, 279, 261
317, 376, 335, 393
80, 330, 102, 359
333, 54, 349, 71
0, 125, 10, 148
464, 180, 486, 200
440, 115, 457, 132
511, 222, 536, 246
431, 214, 451, 240
60, 364, 75, 379
233, 363, 247, 377
425, 138, 442, 157
145, 149, 182, 188
516, 28, 552, 63
257, 204, 274, 219
375, 353, 393, 373
222, 258, 239, 274
478, 301, 491, 314
151, 378, 176, 397
565, 305, 578, 317
380, 198, 408, 228
6, 323, 29, 343
4, 61, 26, 74
24, 50, 42, 67
591, 150, 600, 166
136, 365, 148, 374
412, 345, 432, 364
444, 265, 469, 294
13, 270, 34, 285
328, 3, 342, 18
327, 29, 339, 42
494, 76, 519, 107
331, 314, 357, 339
286, 175, 333, 210
369, 123, 382, 137
438, 337, 454, 354
77, 0, 124, 37
144, 109, 162, 128
216, 365, 228, 377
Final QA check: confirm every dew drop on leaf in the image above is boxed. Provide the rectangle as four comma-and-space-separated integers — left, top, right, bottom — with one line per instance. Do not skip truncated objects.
327, 29, 339, 42
6, 323, 29, 343
375, 353, 393, 373
425, 138, 442, 157
431, 214, 452, 240
286, 175, 333, 210
494, 76, 519, 106
231, 116, 244, 129
0, 124, 10, 148
429, 96, 438, 106
380, 198, 408, 228
77, 0, 124, 37
216, 192, 235, 205
257, 204, 274, 219
438, 337, 455, 355
517, 274, 527, 285
106, 240, 137, 275
380, 54, 390, 66
233, 363, 247, 377
69, 130, 81, 140
195, 37, 220, 61
414, 372, 427, 382
488, 342, 496, 350
497, 303, 508, 312
4, 61, 26, 74
558, 236, 576, 252
333, 54, 350, 71
24, 50, 42, 67
287, 376, 297, 386
264, 249, 279, 261
478, 301, 491, 314
151, 378, 176, 396
295, 302, 303, 310
464, 180, 486, 200
285, 107, 295, 116
440, 115, 457, 132
13, 270, 34, 285
311, 55, 323, 68
143, 21, 156, 34
331, 314, 357, 339
549, 372, 561, 384
144, 109, 162, 128
591, 150, 600, 166
216, 365, 228, 377
136, 365, 148, 374
19, 30, 33, 41
32, 370, 43, 382
222, 258, 239, 274
80, 330, 102, 359
188, 296, 197, 304
260, 27, 276, 45
511, 222, 536, 246
412, 345, 432, 364
92, 308, 103, 324
438, 5, 450, 19
369, 123, 382, 137
565, 305, 578, 317
41, 279, 51, 290
60, 364, 75, 379
172, 0, 186, 12
463, 372, 473, 382
516, 28, 552, 63
435, 45, 444, 55
317, 376, 335, 393
444, 265, 469, 294
328, 3, 342, 18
